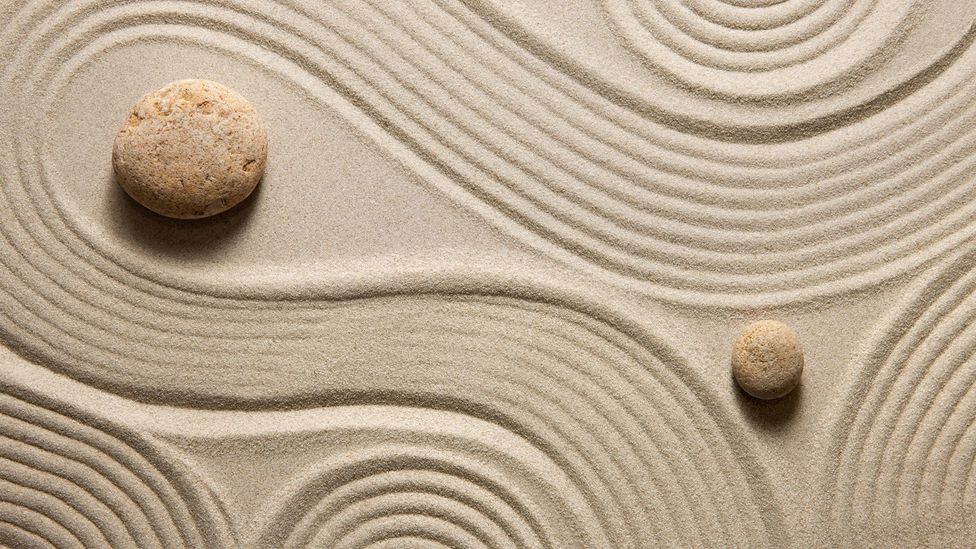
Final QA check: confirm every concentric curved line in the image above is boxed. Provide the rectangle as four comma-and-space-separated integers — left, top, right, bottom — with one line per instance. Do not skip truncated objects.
0, 0, 908, 402
316, 492, 519, 547
369, 536, 452, 549
5, 0, 965, 324
0, 499, 81, 549
463, 0, 976, 128
4, 278, 789, 549
337, 515, 484, 548
821, 245, 976, 545
289, 471, 541, 548
0, 385, 235, 548
683, 0, 838, 31
1, 1, 973, 541
234, 396, 765, 548
0, 481, 93, 549
619, 0, 867, 71
258, 444, 580, 548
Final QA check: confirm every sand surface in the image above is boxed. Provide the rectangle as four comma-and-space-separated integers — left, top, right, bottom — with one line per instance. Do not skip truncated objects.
1, 0, 976, 547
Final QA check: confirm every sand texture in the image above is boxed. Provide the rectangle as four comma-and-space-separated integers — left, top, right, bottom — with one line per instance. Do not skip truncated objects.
1, 0, 976, 547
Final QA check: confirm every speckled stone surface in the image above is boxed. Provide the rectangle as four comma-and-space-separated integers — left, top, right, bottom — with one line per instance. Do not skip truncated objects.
112, 79, 267, 219
732, 320, 804, 400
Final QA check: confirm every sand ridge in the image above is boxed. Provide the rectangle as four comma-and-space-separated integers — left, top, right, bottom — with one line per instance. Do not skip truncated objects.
0, 381, 235, 547
1, 0, 975, 547
820, 244, 976, 546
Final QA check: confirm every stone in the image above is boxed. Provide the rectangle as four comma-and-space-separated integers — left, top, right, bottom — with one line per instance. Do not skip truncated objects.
732, 320, 803, 400
112, 79, 267, 219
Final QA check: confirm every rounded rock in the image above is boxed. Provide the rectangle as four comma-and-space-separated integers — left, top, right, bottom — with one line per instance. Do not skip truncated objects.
732, 320, 803, 400
112, 79, 267, 219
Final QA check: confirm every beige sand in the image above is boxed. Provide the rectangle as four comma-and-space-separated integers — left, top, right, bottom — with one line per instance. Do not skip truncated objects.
732, 320, 803, 400
1, 0, 975, 547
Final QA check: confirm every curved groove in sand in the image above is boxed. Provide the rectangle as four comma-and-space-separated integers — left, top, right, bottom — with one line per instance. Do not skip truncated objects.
616, 0, 868, 70
0, 386, 235, 548
4, 0, 972, 546
822, 246, 976, 545
0, 0, 974, 319
4, 295, 788, 548
32, 20, 976, 296
682, 0, 843, 32
1, 189, 794, 545
463, 0, 975, 107
255, 444, 594, 548
204, 393, 772, 548
0, 11, 964, 540
288, 474, 544, 548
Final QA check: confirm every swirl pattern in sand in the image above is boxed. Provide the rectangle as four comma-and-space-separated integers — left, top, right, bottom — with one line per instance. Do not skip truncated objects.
1, 0, 976, 547
2, 0, 976, 310
822, 246, 976, 546
5, 349, 787, 547
0, 383, 233, 548
250, 408, 608, 548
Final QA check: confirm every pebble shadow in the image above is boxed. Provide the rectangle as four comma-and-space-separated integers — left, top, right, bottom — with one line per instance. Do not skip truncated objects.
733, 371, 803, 433
104, 172, 262, 260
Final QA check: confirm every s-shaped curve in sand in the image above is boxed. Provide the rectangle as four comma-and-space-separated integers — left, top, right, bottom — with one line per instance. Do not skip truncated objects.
4, 0, 976, 308
0, 24, 791, 530
3, 306, 789, 548
2, 0, 976, 547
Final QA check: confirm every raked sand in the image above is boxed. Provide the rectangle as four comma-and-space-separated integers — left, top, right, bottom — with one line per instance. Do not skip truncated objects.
2, 0, 976, 547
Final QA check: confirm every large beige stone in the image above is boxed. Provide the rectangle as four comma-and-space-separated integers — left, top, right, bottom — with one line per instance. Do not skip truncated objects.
112, 79, 267, 219
732, 320, 804, 400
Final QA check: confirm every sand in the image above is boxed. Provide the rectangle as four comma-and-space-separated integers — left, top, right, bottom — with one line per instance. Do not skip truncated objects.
1, 0, 975, 547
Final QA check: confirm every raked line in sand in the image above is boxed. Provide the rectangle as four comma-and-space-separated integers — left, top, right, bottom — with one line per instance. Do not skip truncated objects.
3, 1, 976, 306
1, 0, 975, 547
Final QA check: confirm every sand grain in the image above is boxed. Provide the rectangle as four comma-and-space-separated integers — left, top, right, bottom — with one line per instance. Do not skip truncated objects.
1, 0, 975, 547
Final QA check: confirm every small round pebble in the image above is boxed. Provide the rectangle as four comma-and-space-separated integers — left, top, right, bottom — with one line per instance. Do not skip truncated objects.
732, 320, 803, 400
112, 79, 267, 219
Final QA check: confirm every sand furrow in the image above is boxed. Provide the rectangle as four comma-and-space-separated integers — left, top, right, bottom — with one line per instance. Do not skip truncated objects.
822, 247, 976, 546
1, 1, 975, 547
1, 1, 974, 311
3, 293, 785, 546
0, 389, 235, 547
